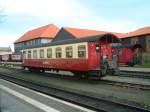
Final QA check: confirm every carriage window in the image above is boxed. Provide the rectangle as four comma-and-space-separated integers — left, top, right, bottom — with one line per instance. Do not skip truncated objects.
78, 45, 86, 58
28, 51, 31, 59
56, 47, 62, 58
40, 49, 44, 58
33, 50, 37, 59
23, 51, 26, 59
47, 48, 52, 58
147, 39, 150, 44
66, 46, 73, 58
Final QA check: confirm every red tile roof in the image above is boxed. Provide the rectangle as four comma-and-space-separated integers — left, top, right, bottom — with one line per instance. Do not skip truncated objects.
111, 32, 128, 38
64, 27, 106, 38
64, 27, 127, 38
15, 24, 59, 43
126, 26, 150, 38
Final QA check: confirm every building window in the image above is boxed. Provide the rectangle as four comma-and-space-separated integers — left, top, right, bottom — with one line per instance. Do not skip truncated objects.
66, 46, 73, 58
35, 39, 38, 45
28, 51, 31, 59
40, 49, 44, 58
131, 38, 138, 45
33, 50, 37, 59
78, 45, 86, 58
56, 47, 62, 58
24, 42, 27, 46
47, 48, 52, 58
41, 39, 52, 44
147, 39, 150, 44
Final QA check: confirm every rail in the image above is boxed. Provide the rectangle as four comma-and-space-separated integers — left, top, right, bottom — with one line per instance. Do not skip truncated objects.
119, 70, 150, 79
0, 72, 150, 112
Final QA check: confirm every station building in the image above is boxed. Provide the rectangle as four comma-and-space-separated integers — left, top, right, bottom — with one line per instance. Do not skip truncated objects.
14, 24, 59, 53
121, 27, 150, 52
14, 24, 150, 53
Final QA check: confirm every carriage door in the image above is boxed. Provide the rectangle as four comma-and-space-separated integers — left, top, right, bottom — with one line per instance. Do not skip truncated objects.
111, 51, 118, 69
100, 45, 109, 75
101, 45, 118, 71
107, 45, 118, 70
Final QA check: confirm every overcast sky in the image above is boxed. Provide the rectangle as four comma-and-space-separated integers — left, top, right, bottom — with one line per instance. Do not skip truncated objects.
0, 0, 150, 50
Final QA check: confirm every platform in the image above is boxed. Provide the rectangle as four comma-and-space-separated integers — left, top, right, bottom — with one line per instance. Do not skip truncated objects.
0, 79, 95, 112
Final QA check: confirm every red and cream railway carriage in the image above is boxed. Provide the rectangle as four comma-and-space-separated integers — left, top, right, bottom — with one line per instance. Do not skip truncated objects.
22, 33, 120, 78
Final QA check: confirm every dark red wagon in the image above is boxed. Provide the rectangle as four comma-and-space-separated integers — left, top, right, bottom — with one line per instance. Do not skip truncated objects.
112, 44, 142, 66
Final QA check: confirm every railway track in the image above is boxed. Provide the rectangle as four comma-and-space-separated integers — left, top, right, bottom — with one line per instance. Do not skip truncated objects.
1, 62, 150, 79
0, 66, 150, 90
0, 72, 150, 112
29, 71, 150, 90
101, 79, 150, 90
119, 70, 150, 79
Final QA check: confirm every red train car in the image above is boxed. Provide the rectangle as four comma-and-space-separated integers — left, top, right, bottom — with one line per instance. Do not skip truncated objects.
0, 55, 2, 61
112, 44, 141, 66
0, 53, 22, 62
1, 54, 12, 62
22, 34, 120, 78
